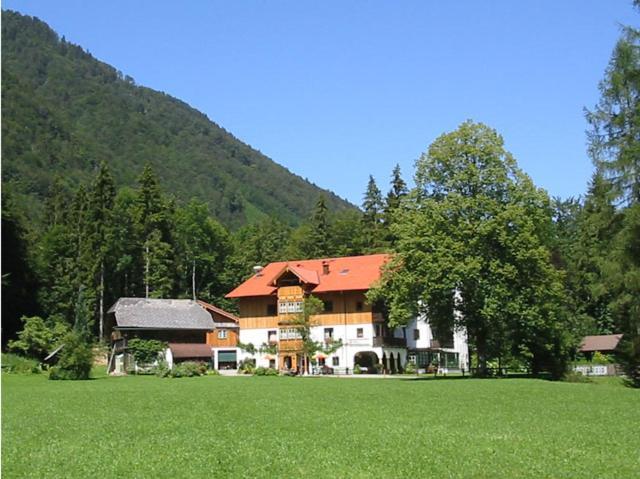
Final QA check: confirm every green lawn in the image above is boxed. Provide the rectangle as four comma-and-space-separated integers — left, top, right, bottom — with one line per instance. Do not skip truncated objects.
2, 372, 639, 478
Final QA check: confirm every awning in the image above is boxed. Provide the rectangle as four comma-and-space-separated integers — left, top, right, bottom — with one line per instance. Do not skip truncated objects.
169, 343, 212, 359
217, 350, 237, 362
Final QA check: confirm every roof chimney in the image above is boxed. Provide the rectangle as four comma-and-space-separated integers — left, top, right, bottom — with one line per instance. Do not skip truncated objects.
322, 260, 330, 275
253, 265, 264, 277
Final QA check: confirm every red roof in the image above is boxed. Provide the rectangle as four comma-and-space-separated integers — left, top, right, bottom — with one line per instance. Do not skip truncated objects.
226, 254, 390, 298
579, 334, 623, 352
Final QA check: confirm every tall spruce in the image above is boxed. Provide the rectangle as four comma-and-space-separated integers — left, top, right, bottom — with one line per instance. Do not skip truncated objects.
87, 162, 116, 340
362, 175, 385, 251
384, 164, 408, 245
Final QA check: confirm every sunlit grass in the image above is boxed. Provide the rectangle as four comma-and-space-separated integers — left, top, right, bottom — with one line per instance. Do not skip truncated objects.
2, 372, 639, 478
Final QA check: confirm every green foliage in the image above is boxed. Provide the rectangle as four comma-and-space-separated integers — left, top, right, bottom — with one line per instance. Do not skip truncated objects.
562, 370, 592, 383
166, 361, 208, 378
370, 121, 577, 378
237, 342, 257, 355
49, 332, 93, 380
403, 361, 416, 374
238, 359, 256, 374
353, 364, 362, 374
1, 192, 38, 345
1, 353, 41, 374
8, 316, 70, 361
1, 10, 353, 230
254, 367, 279, 376
616, 335, 640, 388
127, 339, 167, 365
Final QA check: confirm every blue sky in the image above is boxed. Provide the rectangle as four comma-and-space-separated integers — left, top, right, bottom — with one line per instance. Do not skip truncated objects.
4, 1, 637, 205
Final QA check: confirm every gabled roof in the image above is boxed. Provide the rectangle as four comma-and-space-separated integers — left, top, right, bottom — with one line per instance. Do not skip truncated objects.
197, 300, 239, 326
270, 264, 319, 286
226, 254, 390, 298
108, 298, 215, 330
580, 334, 623, 352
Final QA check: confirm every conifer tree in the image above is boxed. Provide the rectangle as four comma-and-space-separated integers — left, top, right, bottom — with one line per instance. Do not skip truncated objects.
384, 164, 408, 245
362, 175, 385, 251
87, 162, 116, 340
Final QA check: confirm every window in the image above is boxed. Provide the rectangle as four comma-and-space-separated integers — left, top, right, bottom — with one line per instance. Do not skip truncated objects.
268, 330, 277, 343
279, 300, 303, 314
323, 300, 333, 313
356, 328, 363, 338
324, 328, 334, 340
332, 357, 340, 367
280, 328, 302, 340
217, 330, 228, 340
267, 304, 277, 316
413, 329, 420, 340
356, 301, 363, 312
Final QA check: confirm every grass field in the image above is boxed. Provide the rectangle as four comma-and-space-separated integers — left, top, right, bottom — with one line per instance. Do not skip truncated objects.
2, 372, 639, 478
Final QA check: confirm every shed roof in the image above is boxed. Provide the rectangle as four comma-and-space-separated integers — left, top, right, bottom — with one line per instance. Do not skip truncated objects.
226, 254, 390, 298
169, 343, 213, 359
579, 334, 623, 352
108, 298, 215, 330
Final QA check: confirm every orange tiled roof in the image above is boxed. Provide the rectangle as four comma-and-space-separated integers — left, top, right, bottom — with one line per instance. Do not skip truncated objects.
226, 253, 390, 298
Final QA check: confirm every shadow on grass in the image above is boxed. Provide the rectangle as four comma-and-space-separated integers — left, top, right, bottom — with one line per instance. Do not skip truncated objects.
398, 373, 546, 382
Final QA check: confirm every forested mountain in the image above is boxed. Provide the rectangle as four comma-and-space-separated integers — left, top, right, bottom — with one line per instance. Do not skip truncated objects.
1, 10, 353, 229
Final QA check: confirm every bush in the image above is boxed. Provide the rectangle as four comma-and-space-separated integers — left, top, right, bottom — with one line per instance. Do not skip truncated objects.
353, 364, 362, 375
1, 353, 41, 374
49, 333, 93, 380
563, 370, 591, 383
253, 367, 278, 376
238, 359, 256, 374
8, 316, 69, 361
127, 339, 167, 365
404, 361, 417, 374
164, 361, 208, 378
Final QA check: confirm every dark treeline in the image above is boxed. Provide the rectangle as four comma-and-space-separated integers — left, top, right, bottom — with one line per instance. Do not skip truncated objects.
1, 161, 405, 345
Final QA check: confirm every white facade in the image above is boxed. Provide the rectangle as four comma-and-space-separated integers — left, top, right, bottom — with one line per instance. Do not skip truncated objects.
238, 317, 467, 372
399, 315, 469, 370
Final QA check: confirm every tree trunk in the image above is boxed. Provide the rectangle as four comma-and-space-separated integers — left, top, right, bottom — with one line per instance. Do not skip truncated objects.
99, 261, 104, 342
145, 244, 149, 299
192, 259, 196, 301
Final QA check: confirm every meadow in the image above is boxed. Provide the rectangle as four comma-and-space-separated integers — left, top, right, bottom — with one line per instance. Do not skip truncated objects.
2, 372, 639, 478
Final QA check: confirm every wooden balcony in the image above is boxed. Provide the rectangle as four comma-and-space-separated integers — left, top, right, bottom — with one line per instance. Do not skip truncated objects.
373, 336, 406, 347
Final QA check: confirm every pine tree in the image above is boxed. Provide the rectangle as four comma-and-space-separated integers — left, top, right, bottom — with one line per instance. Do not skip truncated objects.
362, 175, 385, 251
87, 162, 116, 340
384, 164, 408, 244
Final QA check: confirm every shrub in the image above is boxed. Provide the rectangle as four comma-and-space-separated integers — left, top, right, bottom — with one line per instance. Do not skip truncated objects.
264, 367, 278, 376
127, 339, 167, 365
563, 370, 591, 383
353, 364, 362, 375
1, 353, 41, 374
592, 351, 613, 364
254, 366, 267, 376
49, 333, 93, 380
404, 361, 417, 374
8, 316, 69, 361
165, 361, 208, 378
239, 359, 256, 374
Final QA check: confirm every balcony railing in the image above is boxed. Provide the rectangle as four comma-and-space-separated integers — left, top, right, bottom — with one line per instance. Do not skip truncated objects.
373, 336, 406, 347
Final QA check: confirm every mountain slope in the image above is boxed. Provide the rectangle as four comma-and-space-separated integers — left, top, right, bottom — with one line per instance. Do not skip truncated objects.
1, 10, 354, 228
